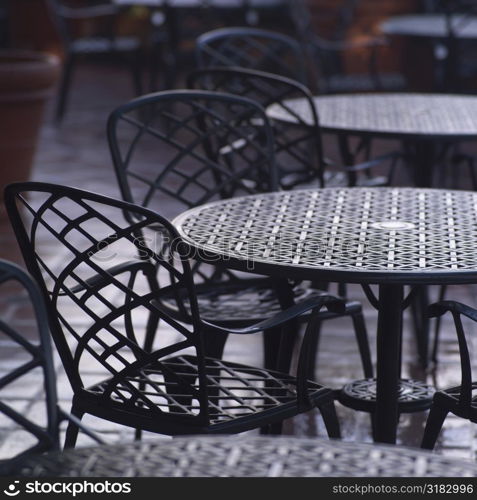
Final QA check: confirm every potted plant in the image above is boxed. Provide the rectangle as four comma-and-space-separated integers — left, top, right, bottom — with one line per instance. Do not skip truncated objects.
0, 50, 60, 206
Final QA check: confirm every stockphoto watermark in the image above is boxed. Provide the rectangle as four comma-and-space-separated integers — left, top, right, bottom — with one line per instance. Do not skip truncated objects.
2, 479, 132, 498
89, 232, 367, 271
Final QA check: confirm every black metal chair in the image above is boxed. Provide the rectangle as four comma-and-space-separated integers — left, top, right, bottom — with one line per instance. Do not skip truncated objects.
195, 26, 308, 85
187, 67, 400, 189
5, 181, 344, 444
46, 0, 144, 123
0, 259, 101, 475
421, 300, 477, 450
106, 89, 373, 379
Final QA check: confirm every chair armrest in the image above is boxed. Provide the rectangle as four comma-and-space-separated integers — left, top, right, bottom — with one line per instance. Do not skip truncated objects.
428, 300, 477, 323
340, 151, 403, 173
201, 293, 346, 335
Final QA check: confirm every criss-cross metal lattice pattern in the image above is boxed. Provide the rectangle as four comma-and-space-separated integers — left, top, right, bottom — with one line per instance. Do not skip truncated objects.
340, 379, 435, 413
195, 27, 307, 84
18, 435, 477, 477
0, 261, 60, 474
5, 183, 336, 436
188, 67, 325, 188
174, 187, 477, 283
107, 90, 277, 218
267, 93, 477, 138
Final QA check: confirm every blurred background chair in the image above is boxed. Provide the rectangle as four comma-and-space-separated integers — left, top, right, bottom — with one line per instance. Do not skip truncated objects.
5, 181, 344, 442
106, 89, 373, 379
46, 0, 145, 123
421, 300, 477, 450
195, 26, 308, 85
188, 67, 400, 189
0, 259, 101, 475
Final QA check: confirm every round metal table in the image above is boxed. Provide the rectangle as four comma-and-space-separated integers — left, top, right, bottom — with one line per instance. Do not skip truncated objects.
267, 93, 477, 187
17, 435, 477, 477
174, 187, 477, 444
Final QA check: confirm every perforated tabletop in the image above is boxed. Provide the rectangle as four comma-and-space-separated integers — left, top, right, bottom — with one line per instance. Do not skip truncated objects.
174, 187, 477, 285
18, 435, 477, 477
266, 93, 477, 140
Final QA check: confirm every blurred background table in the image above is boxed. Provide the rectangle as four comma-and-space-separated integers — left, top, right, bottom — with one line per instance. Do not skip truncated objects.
380, 13, 477, 92
267, 93, 477, 188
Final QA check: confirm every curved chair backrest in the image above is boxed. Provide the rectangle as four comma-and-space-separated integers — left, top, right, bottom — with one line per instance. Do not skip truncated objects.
107, 89, 278, 220
195, 27, 308, 85
188, 67, 325, 188
0, 259, 60, 475
46, 0, 120, 48
5, 182, 212, 427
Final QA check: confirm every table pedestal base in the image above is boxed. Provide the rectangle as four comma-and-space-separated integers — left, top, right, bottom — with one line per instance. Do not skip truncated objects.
338, 378, 434, 414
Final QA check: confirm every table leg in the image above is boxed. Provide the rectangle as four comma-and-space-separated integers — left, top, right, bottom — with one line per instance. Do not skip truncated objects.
374, 284, 403, 444
410, 140, 436, 188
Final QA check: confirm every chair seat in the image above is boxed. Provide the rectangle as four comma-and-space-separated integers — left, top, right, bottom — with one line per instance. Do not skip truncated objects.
78, 355, 332, 435
169, 281, 360, 325
71, 36, 141, 54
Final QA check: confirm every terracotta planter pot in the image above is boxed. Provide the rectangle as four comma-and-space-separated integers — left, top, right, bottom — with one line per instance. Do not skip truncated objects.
0, 50, 60, 206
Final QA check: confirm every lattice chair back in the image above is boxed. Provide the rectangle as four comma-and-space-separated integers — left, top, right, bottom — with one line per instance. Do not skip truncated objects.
5, 182, 213, 430
188, 67, 325, 188
0, 260, 60, 475
195, 27, 308, 85
107, 89, 278, 221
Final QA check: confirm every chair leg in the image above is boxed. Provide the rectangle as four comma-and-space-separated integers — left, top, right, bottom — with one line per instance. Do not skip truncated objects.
410, 286, 430, 369
55, 54, 75, 124
128, 49, 143, 97
276, 321, 300, 374
203, 328, 228, 359
260, 421, 283, 435
318, 400, 341, 439
263, 326, 281, 370
64, 405, 83, 449
304, 320, 322, 379
351, 312, 373, 379
431, 285, 447, 364
421, 405, 448, 450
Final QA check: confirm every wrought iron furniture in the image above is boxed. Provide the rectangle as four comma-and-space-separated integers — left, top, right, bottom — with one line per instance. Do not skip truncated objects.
421, 300, 477, 450
47, 0, 144, 122
267, 92, 477, 366
195, 26, 308, 85
0, 259, 101, 475
106, 89, 372, 376
187, 67, 399, 188
266, 93, 477, 189
17, 434, 477, 477
187, 67, 325, 189
5, 181, 345, 445
174, 187, 477, 444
